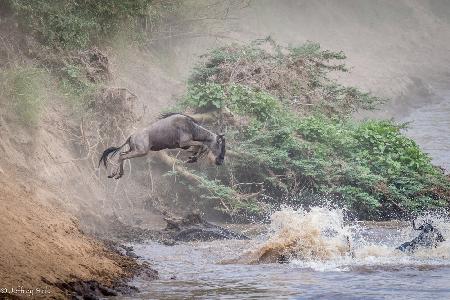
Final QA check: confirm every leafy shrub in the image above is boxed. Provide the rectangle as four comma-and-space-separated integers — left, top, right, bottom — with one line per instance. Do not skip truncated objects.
184, 83, 281, 121
8, 0, 176, 49
180, 40, 449, 220
185, 83, 225, 110
189, 38, 384, 117
2, 67, 48, 125
58, 63, 97, 111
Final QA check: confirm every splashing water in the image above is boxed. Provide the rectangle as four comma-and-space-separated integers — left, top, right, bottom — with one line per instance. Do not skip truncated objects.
230, 207, 450, 271
121, 207, 450, 299
231, 207, 353, 264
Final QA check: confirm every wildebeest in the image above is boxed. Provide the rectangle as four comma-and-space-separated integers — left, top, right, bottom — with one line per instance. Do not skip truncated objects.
396, 219, 445, 253
99, 113, 225, 179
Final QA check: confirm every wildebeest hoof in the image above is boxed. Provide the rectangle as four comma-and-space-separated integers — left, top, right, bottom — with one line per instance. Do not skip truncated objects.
186, 157, 198, 163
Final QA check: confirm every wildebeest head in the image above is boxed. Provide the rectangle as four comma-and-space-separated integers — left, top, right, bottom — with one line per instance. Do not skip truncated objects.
420, 223, 434, 233
414, 219, 435, 233
208, 134, 226, 165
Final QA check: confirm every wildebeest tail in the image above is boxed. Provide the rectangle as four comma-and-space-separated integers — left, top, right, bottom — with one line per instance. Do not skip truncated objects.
98, 137, 130, 168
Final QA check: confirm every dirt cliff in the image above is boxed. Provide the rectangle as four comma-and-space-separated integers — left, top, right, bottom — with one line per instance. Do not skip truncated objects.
0, 172, 138, 299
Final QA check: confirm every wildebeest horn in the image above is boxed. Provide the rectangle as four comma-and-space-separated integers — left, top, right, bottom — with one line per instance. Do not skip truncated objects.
218, 133, 225, 138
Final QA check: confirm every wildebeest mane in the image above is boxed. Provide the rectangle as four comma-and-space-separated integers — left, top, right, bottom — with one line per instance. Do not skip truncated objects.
159, 112, 199, 124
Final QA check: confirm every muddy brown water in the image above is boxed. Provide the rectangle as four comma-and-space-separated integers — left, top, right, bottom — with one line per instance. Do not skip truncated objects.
115, 208, 450, 299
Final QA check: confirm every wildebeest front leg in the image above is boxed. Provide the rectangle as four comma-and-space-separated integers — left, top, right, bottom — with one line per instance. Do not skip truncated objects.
188, 145, 209, 163
179, 139, 205, 163
186, 145, 203, 163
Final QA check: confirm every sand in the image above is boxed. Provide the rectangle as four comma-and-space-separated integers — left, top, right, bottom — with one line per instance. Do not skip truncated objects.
0, 174, 136, 299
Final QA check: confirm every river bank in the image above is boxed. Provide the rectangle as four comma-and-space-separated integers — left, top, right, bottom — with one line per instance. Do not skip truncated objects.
0, 173, 158, 299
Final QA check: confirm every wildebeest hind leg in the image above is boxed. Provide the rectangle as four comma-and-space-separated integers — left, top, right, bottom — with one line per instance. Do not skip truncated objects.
120, 143, 133, 156
114, 150, 148, 179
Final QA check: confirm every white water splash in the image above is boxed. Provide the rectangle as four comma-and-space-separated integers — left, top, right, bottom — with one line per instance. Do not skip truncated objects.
232, 207, 450, 271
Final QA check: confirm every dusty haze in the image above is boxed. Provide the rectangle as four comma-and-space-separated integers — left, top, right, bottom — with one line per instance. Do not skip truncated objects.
1, 1, 449, 295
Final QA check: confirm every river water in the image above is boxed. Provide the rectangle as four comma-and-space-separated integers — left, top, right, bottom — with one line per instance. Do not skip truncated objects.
398, 90, 450, 172
116, 208, 450, 300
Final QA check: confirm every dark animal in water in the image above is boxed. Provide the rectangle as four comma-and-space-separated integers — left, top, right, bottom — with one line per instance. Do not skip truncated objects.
98, 113, 226, 179
164, 213, 249, 242
396, 219, 445, 253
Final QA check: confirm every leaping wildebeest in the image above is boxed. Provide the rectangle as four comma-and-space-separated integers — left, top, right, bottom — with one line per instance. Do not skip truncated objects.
99, 113, 225, 179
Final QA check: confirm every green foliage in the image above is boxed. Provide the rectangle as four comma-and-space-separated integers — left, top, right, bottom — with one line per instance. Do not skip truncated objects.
354, 121, 435, 176
184, 83, 281, 121
58, 63, 96, 111
185, 83, 225, 110
188, 38, 385, 117
196, 177, 262, 215
180, 40, 449, 220
8, 0, 169, 49
233, 113, 449, 219
289, 41, 346, 60
227, 85, 282, 122
2, 67, 48, 125
189, 41, 269, 85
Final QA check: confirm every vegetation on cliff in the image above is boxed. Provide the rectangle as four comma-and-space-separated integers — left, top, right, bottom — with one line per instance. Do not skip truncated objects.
2, 1, 448, 221
6, 0, 178, 49
180, 39, 450, 220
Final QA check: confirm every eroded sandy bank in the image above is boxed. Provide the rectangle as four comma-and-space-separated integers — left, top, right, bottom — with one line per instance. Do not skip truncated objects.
0, 174, 144, 299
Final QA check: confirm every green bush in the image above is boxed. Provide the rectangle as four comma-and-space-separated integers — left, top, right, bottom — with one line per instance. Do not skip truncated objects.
185, 83, 226, 110
184, 83, 281, 121
189, 38, 384, 117
2, 67, 48, 125
8, 0, 168, 49
180, 40, 449, 220
58, 63, 97, 112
